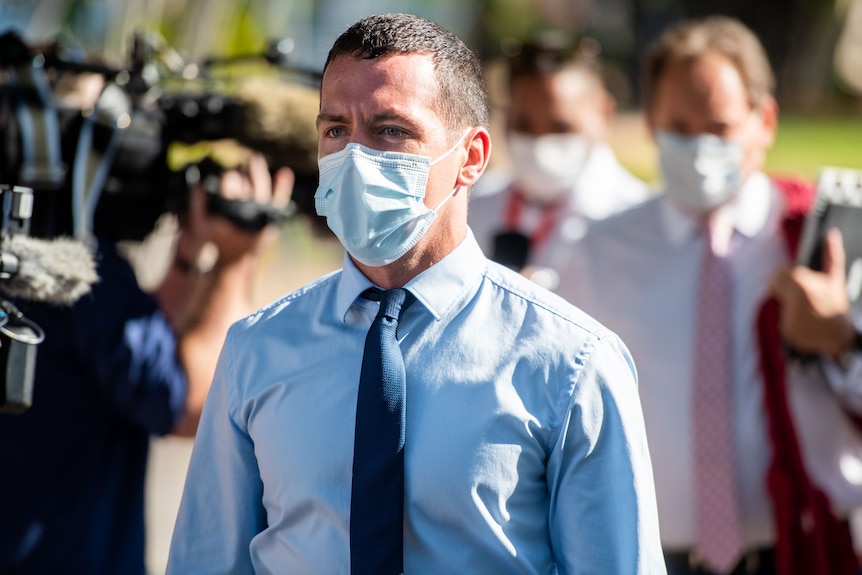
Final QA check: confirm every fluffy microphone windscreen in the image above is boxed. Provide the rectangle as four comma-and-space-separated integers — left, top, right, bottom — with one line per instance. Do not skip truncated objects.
234, 76, 319, 176
233, 77, 326, 233
0, 235, 98, 305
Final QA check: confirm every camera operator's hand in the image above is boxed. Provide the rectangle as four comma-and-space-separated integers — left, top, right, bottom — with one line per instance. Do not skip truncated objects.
158, 151, 294, 436
770, 227, 856, 360
181, 152, 294, 269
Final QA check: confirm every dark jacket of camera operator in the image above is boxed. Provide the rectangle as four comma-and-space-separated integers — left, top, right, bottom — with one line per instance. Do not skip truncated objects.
0, 154, 293, 574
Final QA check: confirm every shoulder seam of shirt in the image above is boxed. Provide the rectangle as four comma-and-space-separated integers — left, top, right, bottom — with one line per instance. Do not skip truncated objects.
225, 324, 243, 430
548, 333, 630, 464
241, 269, 342, 326
481, 262, 615, 342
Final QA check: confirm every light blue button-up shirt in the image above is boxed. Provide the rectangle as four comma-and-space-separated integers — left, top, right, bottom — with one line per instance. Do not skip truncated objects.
166, 231, 665, 575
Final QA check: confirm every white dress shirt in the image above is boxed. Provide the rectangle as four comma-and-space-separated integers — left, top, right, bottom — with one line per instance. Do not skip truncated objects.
555, 172, 862, 551
166, 231, 666, 574
469, 143, 649, 275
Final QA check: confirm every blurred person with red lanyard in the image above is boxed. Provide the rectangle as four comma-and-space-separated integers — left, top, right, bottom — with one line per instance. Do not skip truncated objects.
468, 37, 648, 289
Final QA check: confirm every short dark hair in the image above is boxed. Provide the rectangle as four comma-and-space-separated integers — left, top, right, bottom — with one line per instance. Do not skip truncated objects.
642, 16, 775, 110
505, 38, 604, 94
323, 13, 489, 135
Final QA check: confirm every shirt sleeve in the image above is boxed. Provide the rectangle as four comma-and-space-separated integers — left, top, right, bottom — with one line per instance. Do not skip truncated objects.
547, 334, 666, 575
166, 334, 265, 574
81, 239, 187, 435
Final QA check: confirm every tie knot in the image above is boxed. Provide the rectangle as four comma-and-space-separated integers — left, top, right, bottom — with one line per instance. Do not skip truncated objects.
362, 288, 415, 321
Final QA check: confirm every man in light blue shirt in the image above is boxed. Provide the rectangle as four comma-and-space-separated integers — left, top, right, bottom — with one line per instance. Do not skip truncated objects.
167, 12, 665, 575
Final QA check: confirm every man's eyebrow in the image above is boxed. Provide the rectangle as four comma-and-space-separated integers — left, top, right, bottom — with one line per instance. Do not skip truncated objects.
369, 112, 412, 124
316, 113, 346, 128
316, 111, 418, 125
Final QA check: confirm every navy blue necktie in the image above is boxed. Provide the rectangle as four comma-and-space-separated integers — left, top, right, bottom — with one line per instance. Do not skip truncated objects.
350, 287, 415, 575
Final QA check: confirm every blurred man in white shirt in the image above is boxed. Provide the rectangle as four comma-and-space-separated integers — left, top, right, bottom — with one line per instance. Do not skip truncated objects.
557, 15, 862, 575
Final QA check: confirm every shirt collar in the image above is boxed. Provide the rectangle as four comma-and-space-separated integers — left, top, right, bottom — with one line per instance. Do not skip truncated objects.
660, 171, 773, 247
335, 230, 487, 323
577, 143, 616, 181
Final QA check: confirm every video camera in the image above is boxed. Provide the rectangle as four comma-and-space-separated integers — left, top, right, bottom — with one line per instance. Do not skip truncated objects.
152, 35, 323, 234
0, 29, 322, 412
1, 28, 322, 238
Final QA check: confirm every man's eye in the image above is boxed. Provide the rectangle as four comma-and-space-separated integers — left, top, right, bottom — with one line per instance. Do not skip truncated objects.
382, 127, 405, 137
325, 127, 346, 138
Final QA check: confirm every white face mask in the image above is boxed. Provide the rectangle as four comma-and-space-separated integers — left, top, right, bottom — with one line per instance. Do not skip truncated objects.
314, 135, 465, 267
656, 130, 745, 215
507, 132, 590, 204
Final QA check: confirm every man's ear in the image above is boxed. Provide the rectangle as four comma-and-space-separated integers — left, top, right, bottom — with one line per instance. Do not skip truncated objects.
583, 92, 616, 142
601, 92, 616, 124
756, 96, 779, 150
457, 128, 492, 187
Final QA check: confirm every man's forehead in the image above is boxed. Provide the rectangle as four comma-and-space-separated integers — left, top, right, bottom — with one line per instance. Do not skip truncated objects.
657, 56, 748, 104
319, 53, 439, 114
323, 52, 435, 80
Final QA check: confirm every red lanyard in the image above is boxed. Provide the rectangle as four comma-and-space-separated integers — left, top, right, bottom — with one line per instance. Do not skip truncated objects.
503, 188, 564, 248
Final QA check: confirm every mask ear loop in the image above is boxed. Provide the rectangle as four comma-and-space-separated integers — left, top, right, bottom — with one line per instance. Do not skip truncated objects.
429, 128, 475, 167
429, 128, 476, 213
430, 183, 460, 215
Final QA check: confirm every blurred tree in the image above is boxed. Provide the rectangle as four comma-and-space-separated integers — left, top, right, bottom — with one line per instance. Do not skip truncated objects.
834, 0, 862, 97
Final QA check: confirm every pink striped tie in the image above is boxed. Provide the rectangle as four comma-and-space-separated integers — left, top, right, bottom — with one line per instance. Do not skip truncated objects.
693, 242, 744, 574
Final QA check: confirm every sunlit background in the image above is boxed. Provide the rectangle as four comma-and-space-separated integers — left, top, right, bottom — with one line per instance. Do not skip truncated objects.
3, 0, 862, 572
3, 0, 861, 181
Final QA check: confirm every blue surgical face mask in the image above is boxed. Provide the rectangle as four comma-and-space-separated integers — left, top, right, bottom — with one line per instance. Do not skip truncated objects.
314, 134, 466, 267
656, 130, 745, 215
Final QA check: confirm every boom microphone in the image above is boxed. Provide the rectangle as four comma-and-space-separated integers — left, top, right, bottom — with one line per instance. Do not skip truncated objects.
0, 235, 97, 305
